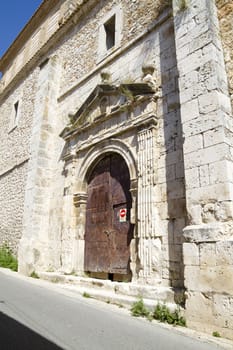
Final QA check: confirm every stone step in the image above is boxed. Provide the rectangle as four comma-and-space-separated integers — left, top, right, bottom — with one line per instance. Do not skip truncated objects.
38, 272, 181, 310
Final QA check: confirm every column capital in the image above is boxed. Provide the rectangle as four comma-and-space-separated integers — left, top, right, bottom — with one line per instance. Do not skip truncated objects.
73, 192, 88, 207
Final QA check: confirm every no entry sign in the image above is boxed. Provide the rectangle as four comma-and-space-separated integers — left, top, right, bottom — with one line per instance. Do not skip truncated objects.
119, 208, 127, 222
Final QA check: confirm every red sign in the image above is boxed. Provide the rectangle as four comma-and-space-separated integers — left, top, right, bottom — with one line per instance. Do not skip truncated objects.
119, 208, 127, 222
120, 209, 126, 217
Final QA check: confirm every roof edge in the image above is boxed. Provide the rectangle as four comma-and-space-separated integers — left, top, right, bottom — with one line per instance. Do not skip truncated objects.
0, 0, 60, 72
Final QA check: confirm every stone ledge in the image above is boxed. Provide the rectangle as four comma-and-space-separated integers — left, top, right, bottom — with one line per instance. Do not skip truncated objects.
183, 223, 233, 243
38, 271, 179, 309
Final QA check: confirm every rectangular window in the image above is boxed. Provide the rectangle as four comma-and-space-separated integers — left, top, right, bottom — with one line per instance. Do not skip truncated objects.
98, 5, 123, 62
13, 101, 19, 124
104, 15, 116, 50
9, 99, 21, 132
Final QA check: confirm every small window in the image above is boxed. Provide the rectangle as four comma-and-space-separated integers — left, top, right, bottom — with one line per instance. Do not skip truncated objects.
13, 101, 19, 124
104, 15, 115, 50
98, 5, 123, 62
9, 99, 21, 132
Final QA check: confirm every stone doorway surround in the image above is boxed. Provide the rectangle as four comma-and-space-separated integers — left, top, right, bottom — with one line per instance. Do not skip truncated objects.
60, 81, 163, 284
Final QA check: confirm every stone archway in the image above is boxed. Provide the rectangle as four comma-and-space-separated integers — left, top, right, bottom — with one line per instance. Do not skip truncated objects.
73, 139, 138, 281
84, 153, 134, 281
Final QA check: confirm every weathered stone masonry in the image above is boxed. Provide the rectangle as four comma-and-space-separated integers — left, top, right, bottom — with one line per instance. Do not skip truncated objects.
0, 0, 232, 340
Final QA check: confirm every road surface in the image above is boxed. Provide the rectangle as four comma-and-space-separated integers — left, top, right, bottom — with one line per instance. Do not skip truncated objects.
0, 269, 230, 350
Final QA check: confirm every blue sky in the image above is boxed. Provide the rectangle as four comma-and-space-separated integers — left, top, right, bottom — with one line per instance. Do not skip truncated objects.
0, 0, 42, 58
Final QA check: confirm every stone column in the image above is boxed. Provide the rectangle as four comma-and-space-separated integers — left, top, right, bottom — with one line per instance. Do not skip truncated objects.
173, 0, 233, 338
72, 192, 88, 274
137, 118, 162, 281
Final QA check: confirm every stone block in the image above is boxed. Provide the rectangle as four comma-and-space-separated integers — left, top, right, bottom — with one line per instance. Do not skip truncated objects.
179, 49, 204, 76
199, 91, 231, 115
183, 223, 232, 243
183, 134, 203, 154
209, 159, 233, 185
184, 143, 229, 170
199, 243, 217, 267
184, 167, 200, 189
190, 30, 213, 52
182, 112, 224, 138
213, 294, 233, 318
181, 98, 199, 123
185, 291, 213, 322
185, 264, 233, 293
183, 243, 199, 266
184, 265, 200, 290
203, 126, 225, 148
216, 240, 233, 265
199, 164, 210, 187
179, 70, 198, 91
201, 266, 233, 293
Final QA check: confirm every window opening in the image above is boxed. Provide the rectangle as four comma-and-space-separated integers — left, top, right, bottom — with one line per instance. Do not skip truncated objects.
13, 101, 19, 124
104, 15, 116, 50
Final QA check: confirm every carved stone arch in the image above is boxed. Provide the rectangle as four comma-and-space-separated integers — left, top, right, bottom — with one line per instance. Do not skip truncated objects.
76, 138, 137, 193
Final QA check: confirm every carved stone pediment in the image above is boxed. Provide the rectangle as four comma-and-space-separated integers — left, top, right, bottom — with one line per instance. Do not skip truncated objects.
60, 83, 155, 140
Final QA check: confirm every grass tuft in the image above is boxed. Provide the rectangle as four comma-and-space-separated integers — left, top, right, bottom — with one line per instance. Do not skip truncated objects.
0, 245, 18, 271
152, 303, 186, 327
131, 298, 186, 326
83, 292, 91, 298
212, 331, 221, 338
30, 271, 39, 279
130, 298, 150, 318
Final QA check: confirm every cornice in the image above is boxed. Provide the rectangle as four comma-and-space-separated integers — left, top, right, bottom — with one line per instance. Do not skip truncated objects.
0, 0, 60, 72
0, 0, 98, 102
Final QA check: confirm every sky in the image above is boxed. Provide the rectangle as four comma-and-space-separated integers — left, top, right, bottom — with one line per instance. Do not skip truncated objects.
0, 0, 42, 58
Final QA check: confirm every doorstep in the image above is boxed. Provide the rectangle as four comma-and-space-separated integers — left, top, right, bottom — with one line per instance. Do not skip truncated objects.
38, 271, 182, 310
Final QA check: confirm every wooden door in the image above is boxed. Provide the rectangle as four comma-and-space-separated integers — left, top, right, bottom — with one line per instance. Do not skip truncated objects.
84, 154, 132, 275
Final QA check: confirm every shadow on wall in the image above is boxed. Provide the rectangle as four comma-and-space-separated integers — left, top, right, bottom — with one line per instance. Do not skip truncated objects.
159, 17, 187, 291
0, 311, 63, 350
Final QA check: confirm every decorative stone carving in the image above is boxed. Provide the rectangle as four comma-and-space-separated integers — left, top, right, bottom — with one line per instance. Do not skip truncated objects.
100, 70, 111, 84
142, 63, 157, 92
137, 120, 161, 278
73, 192, 88, 207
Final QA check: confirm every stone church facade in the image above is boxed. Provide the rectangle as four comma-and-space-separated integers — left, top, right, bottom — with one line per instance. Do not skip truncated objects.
0, 0, 232, 339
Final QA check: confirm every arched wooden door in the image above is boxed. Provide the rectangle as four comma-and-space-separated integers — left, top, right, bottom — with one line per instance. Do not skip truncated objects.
84, 154, 133, 276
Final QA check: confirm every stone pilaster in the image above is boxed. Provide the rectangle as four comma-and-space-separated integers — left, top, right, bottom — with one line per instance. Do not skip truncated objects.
137, 119, 162, 280
174, 0, 233, 228
18, 56, 62, 275
173, 0, 233, 338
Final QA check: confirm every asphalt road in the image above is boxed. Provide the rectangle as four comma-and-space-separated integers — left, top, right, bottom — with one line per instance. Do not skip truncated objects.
0, 269, 229, 350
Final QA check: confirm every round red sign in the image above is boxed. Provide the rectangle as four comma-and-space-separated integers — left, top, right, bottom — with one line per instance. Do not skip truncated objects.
119, 209, 127, 217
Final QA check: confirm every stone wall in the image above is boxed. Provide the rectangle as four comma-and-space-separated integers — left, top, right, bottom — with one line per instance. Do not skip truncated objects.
184, 239, 233, 339
0, 70, 39, 253
1, 0, 232, 339
217, 1, 233, 110
58, 0, 171, 96
0, 163, 28, 253
173, 0, 233, 339
55, 2, 186, 287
